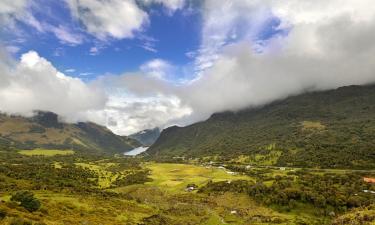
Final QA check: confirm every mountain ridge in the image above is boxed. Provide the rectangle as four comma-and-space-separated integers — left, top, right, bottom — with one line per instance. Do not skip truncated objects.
0, 111, 141, 154
148, 84, 375, 169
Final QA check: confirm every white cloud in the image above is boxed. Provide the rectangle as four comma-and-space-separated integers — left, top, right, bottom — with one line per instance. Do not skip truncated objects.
0, 47, 192, 135
65, 0, 148, 40
0, 0, 47, 34
89, 46, 99, 56
65, 68, 76, 73
194, 0, 273, 74
0, 1, 86, 46
49, 25, 84, 45
0, 50, 106, 120
65, 0, 187, 40
106, 0, 375, 131
140, 59, 174, 80
87, 94, 191, 135
0, 0, 28, 24
80, 72, 93, 76
140, 44, 158, 53
143, 0, 185, 12
5, 45, 20, 54
182, 0, 375, 120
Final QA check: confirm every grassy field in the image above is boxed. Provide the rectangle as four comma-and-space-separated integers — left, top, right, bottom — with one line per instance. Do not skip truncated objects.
0, 191, 156, 225
75, 162, 122, 188
18, 149, 75, 156
144, 163, 253, 192
1, 157, 372, 224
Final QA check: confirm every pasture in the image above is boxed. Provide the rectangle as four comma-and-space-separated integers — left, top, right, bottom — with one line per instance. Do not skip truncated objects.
145, 163, 252, 192
18, 149, 74, 156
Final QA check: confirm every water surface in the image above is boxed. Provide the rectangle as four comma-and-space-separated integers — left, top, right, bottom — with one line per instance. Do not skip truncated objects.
124, 146, 148, 156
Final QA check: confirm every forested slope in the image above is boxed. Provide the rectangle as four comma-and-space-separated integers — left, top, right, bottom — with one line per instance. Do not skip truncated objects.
149, 85, 375, 169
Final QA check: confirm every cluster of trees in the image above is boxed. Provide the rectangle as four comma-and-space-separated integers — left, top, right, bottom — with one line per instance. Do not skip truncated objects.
113, 170, 152, 187
0, 163, 98, 192
199, 171, 375, 215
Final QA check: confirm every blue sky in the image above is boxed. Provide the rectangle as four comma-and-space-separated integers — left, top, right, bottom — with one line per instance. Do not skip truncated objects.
1, 0, 286, 82
2, 0, 202, 80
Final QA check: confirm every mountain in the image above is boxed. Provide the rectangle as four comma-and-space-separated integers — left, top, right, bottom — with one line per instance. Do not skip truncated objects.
148, 84, 375, 169
0, 111, 141, 154
129, 128, 160, 146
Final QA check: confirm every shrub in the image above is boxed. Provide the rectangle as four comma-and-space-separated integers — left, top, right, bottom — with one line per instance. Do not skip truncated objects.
11, 191, 41, 212
0, 208, 6, 219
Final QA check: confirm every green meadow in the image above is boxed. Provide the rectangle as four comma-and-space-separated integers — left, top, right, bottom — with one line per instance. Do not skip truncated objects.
18, 149, 74, 156
0, 152, 374, 224
144, 163, 252, 192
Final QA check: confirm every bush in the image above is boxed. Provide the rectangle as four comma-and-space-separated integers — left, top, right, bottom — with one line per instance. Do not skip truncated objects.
0, 208, 6, 219
11, 191, 41, 212
10, 218, 32, 225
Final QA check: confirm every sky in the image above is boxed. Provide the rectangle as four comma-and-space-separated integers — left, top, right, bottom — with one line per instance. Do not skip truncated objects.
1, 0, 375, 135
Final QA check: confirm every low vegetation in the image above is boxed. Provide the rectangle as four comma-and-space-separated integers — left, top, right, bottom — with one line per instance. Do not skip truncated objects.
18, 149, 74, 156
0, 150, 373, 224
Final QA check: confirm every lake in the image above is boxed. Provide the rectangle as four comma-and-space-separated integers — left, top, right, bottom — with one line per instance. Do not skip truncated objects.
124, 146, 149, 156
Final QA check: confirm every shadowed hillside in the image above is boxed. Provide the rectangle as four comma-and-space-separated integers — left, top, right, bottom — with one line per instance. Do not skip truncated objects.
148, 84, 375, 169
0, 111, 140, 154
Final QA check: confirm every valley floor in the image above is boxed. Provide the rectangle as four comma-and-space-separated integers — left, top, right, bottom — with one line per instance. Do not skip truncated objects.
0, 152, 374, 224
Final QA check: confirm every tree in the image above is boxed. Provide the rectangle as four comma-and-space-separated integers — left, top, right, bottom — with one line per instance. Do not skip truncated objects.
11, 191, 41, 212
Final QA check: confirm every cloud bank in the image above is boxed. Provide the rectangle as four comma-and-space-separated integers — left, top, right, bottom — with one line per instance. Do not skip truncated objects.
108, 0, 375, 131
0, 50, 106, 121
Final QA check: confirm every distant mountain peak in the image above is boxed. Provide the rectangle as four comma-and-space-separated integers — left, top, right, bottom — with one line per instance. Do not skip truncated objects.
129, 127, 160, 146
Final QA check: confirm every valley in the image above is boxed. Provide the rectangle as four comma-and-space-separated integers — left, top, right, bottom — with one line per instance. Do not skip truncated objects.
0, 149, 374, 225
0, 85, 375, 225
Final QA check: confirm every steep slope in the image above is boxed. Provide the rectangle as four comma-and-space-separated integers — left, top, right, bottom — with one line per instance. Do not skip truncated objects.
149, 85, 375, 169
0, 111, 141, 154
129, 128, 160, 146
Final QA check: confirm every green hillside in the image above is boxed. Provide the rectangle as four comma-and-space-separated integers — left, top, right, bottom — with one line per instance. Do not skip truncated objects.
148, 85, 375, 169
0, 111, 140, 154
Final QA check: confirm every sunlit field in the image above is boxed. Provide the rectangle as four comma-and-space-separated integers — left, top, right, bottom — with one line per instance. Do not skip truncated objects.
18, 149, 75, 156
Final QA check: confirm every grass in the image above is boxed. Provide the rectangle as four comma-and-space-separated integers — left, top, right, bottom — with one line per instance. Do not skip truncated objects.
301, 121, 326, 130
144, 163, 253, 193
232, 151, 282, 166
75, 162, 123, 188
0, 160, 340, 225
18, 149, 74, 156
0, 191, 156, 225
